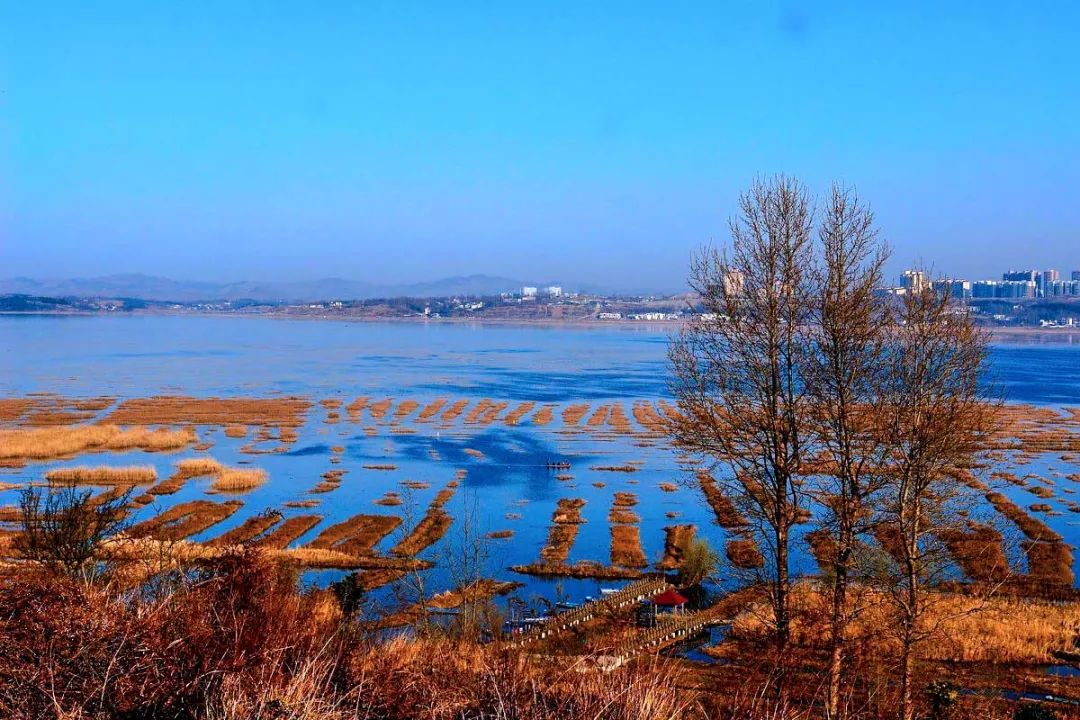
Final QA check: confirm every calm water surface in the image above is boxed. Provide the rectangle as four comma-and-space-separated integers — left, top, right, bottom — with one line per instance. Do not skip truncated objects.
2, 315, 1078, 601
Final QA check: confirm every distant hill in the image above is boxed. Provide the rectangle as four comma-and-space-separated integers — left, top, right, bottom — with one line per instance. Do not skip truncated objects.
0, 274, 541, 303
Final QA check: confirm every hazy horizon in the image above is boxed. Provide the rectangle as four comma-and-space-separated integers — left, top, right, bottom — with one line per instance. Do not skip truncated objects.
2, 3, 1078, 286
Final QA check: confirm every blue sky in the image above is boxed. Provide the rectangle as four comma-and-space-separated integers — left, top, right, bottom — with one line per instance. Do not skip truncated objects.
1, 2, 1078, 291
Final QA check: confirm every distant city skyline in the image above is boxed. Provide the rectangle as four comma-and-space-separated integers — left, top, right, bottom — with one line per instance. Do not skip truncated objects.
2, 3, 1078, 288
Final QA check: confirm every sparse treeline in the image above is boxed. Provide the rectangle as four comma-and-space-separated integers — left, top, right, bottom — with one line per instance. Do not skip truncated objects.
668, 176, 1000, 720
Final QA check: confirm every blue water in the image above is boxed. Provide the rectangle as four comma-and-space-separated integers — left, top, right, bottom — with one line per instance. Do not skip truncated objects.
1, 315, 1078, 603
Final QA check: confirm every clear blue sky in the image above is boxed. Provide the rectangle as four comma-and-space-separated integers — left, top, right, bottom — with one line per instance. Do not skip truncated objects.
1, 2, 1078, 291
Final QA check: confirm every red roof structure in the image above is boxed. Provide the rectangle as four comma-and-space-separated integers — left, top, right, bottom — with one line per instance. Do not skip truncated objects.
652, 588, 688, 607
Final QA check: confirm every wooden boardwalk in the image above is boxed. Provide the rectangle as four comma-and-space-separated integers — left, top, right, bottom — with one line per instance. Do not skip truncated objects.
504, 576, 669, 647
598, 606, 730, 669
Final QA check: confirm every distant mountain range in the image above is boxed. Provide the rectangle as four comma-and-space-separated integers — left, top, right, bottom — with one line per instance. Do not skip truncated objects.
0, 273, 556, 303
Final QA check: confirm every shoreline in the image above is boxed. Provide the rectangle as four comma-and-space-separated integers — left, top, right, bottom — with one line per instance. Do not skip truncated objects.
4, 309, 1080, 340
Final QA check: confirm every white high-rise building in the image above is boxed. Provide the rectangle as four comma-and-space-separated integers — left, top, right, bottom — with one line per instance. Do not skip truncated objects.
521, 286, 538, 298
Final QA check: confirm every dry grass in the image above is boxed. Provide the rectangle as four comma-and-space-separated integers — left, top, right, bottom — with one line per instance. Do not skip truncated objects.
503, 401, 536, 425
1022, 540, 1075, 585
610, 525, 647, 568
391, 487, 456, 557
985, 491, 1061, 541
586, 405, 611, 427
511, 560, 643, 579
591, 464, 639, 473
734, 584, 1080, 664
345, 396, 369, 421
106, 396, 310, 427
485, 530, 514, 539
223, 425, 248, 438
726, 538, 765, 569
417, 398, 448, 421
308, 514, 402, 555
254, 515, 323, 549
374, 492, 403, 507
463, 448, 485, 460
440, 399, 469, 423
938, 524, 1010, 583
0, 424, 196, 462
368, 398, 393, 421
531, 404, 555, 425
45, 465, 157, 485
207, 511, 284, 547
658, 524, 696, 570
561, 403, 590, 426
658, 482, 678, 492
127, 500, 243, 541
608, 492, 640, 524
697, 470, 750, 529
363, 464, 397, 471
392, 400, 420, 421
210, 468, 268, 494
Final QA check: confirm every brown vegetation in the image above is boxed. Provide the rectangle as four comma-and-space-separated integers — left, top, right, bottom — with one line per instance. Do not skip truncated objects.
45, 465, 157, 485
610, 525, 647, 568
726, 538, 765, 569
127, 500, 243, 542
0, 425, 196, 462
308, 514, 402, 555
254, 515, 323, 549
106, 396, 310, 427
658, 524, 696, 570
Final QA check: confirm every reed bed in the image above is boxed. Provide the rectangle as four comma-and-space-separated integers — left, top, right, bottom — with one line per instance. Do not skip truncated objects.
1022, 540, 1075, 585
503, 401, 536, 425
561, 403, 590, 426
734, 584, 1080, 664
607, 403, 633, 434
631, 401, 667, 433
726, 538, 765, 569
1029, 502, 1053, 513
345, 396, 369, 421
392, 400, 420, 421
310, 469, 346, 493
308, 514, 402, 555
463, 448, 485, 460
485, 530, 514, 539
591, 464, 639, 473
254, 515, 323, 549
478, 401, 507, 425
536, 498, 586, 564
1027, 485, 1055, 499
209, 468, 268, 494
207, 511, 283, 547
374, 492, 403, 507
106, 395, 310, 427
531, 404, 555, 425
585, 405, 610, 427
608, 492, 640, 524
223, 425, 248, 438
511, 560, 642, 579
390, 508, 452, 556
127, 500, 243, 542
368, 398, 393, 421
697, 470, 750, 529
610, 524, 647, 568
938, 524, 1010, 582
658, 524, 696, 569
417, 398, 447, 421
283, 499, 320, 509
463, 400, 492, 424
0, 424, 196, 462
440, 399, 469, 423
45, 465, 157, 485
985, 491, 1061, 541
401, 480, 430, 490
658, 482, 678, 492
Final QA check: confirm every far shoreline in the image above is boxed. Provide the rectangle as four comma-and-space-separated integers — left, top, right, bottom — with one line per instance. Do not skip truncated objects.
3, 308, 1080, 342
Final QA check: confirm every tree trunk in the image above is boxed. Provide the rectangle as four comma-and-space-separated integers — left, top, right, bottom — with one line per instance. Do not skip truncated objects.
899, 633, 914, 720
827, 540, 850, 719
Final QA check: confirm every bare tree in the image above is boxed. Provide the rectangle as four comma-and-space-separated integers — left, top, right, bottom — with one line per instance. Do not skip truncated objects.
805, 184, 892, 719
872, 278, 997, 720
669, 175, 815, 659
16, 482, 133, 582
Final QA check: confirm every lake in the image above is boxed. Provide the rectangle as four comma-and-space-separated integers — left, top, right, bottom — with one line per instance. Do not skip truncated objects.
2, 314, 1079, 606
